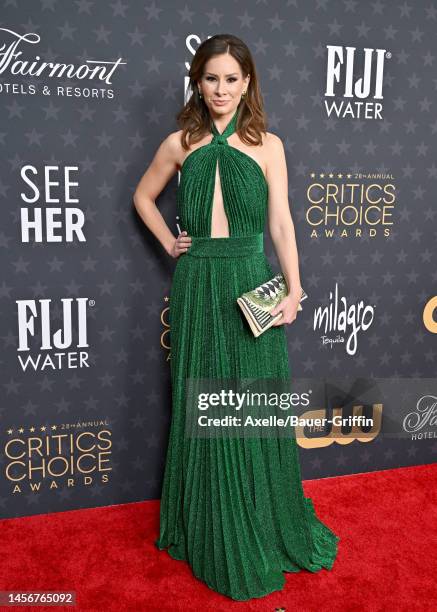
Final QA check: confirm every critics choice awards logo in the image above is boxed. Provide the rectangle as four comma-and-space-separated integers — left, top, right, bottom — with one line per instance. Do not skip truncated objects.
305, 172, 396, 239
4, 421, 112, 494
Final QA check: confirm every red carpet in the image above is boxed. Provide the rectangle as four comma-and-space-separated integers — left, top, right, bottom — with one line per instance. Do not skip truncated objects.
1, 463, 436, 611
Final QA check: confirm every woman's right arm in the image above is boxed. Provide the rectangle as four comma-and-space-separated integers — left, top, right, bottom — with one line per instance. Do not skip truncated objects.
133, 132, 191, 258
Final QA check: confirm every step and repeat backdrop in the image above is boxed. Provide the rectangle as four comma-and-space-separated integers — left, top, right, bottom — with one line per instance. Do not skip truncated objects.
1, 2, 436, 520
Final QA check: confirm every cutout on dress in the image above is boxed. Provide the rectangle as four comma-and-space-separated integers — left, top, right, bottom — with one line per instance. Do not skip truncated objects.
210, 157, 230, 238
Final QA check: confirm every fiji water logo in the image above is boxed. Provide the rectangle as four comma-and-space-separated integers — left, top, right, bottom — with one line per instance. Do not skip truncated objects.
313, 283, 375, 355
16, 297, 92, 371
324, 45, 391, 119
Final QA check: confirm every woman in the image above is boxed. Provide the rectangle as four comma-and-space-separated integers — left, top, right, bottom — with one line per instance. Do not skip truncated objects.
134, 33, 339, 601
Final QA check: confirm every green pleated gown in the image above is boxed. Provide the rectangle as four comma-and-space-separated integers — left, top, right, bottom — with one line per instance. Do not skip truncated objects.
156, 105, 339, 601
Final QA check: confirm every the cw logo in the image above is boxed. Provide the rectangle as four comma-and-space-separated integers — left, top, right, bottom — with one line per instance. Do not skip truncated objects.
423, 296, 437, 333
296, 404, 382, 448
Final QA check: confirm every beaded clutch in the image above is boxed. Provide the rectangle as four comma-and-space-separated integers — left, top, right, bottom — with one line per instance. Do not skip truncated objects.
237, 274, 308, 337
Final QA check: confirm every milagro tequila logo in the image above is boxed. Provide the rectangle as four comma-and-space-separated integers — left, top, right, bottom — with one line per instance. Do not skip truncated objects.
325, 45, 391, 119
0, 27, 125, 97
313, 283, 375, 355
16, 297, 93, 371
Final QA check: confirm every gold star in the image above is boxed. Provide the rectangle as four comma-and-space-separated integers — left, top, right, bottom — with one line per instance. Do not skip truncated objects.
51, 425, 57, 430
40, 425, 46, 431
320, 173, 325, 178
29, 426, 35, 432
328, 173, 334, 178
310, 172, 315, 178
18, 427, 24, 433
347, 173, 352, 178
164, 296, 169, 302
7, 429, 13, 435
338, 173, 343, 178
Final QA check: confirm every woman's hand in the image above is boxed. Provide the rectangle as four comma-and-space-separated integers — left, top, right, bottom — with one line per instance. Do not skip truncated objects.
170, 231, 191, 258
270, 291, 301, 326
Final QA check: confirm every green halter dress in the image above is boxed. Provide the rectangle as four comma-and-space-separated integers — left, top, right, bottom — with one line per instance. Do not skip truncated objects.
156, 106, 339, 601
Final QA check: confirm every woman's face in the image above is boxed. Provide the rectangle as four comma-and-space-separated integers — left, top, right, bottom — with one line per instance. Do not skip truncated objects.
198, 53, 250, 117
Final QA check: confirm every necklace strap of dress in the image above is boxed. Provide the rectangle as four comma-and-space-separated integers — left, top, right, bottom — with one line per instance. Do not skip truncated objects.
210, 107, 239, 144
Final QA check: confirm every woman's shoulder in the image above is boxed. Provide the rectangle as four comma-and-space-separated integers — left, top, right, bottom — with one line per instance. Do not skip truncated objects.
258, 132, 285, 173
157, 129, 187, 168
162, 129, 184, 152
166, 128, 226, 169
262, 131, 284, 151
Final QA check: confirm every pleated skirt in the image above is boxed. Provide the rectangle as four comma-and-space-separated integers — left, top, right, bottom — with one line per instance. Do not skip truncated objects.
155, 233, 339, 601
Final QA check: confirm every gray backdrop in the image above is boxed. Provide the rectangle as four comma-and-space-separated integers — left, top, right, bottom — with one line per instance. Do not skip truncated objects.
0, 1, 435, 520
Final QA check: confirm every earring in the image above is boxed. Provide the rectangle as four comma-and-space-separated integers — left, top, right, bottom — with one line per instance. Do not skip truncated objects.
241, 90, 246, 99
198, 89, 203, 98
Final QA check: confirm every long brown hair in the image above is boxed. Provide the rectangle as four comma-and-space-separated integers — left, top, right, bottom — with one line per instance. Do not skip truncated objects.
177, 34, 267, 151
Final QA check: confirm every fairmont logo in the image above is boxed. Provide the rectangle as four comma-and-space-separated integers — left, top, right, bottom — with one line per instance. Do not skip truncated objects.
0, 27, 125, 85
402, 395, 437, 440
324, 44, 391, 119
313, 283, 375, 355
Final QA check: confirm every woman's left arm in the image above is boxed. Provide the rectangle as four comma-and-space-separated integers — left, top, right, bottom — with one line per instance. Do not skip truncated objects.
265, 133, 303, 326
